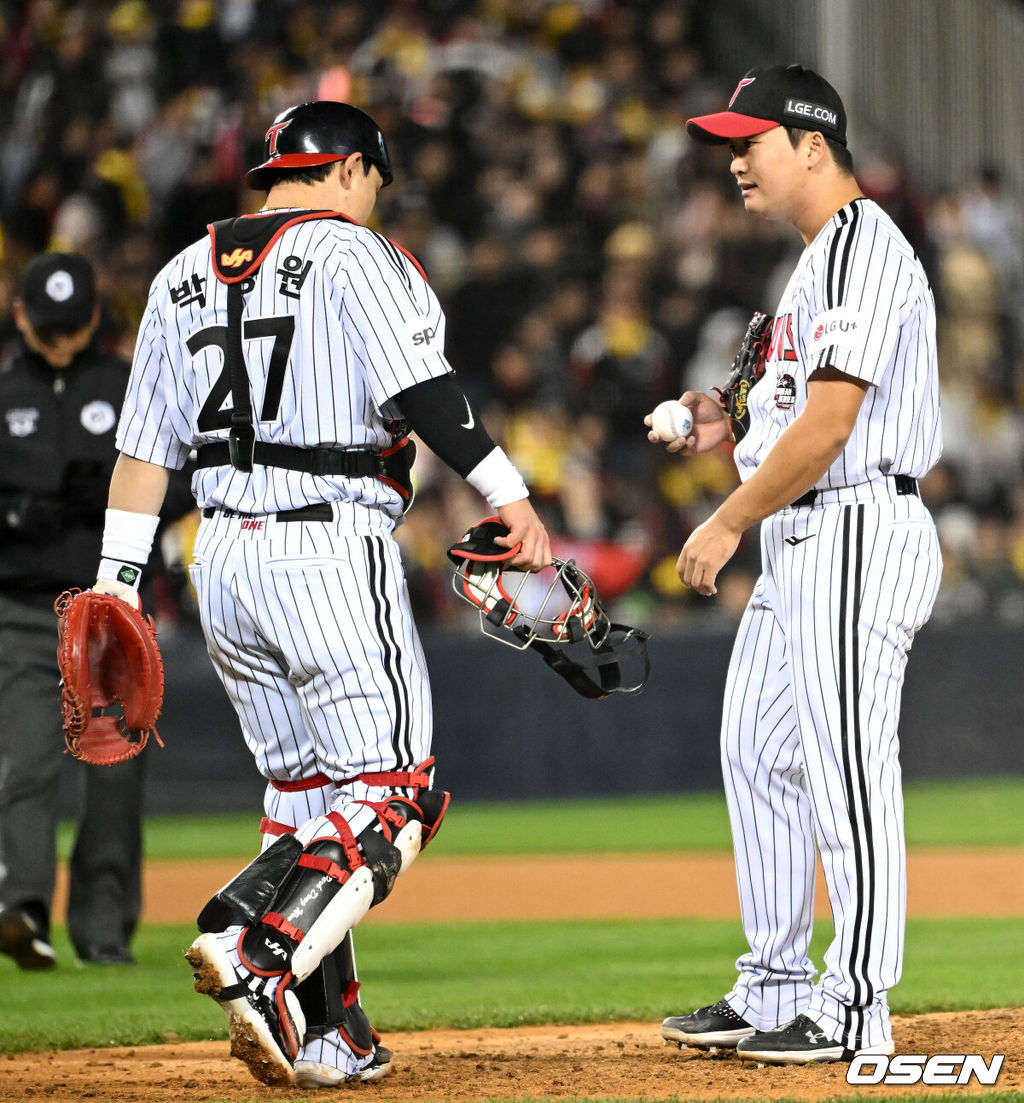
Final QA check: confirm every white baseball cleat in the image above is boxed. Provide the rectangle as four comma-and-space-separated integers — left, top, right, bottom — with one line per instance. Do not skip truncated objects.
185, 929, 305, 1087
293, 1029, 394, 1087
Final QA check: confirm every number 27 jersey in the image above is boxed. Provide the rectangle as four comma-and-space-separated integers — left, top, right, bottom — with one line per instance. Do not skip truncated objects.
115, 211, 452, 517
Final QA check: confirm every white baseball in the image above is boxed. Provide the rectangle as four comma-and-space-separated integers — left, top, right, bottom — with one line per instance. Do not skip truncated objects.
650, 400, 693, 442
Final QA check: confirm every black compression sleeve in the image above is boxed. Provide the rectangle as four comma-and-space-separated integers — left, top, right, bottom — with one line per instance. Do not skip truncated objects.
393, 374, 495, 477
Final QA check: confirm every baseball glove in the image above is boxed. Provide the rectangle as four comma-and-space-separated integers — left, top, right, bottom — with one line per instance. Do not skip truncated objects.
54, 589, 165, 766
717, 311, 774, 442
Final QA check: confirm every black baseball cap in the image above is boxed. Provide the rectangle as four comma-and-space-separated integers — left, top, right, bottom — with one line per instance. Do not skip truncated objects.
686, 64, 847, 147
18, 252, 97, 331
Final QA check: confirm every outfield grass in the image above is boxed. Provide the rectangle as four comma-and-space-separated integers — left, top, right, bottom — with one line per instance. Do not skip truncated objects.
0, 916, 1022, 1054
56, 776, 1024, 861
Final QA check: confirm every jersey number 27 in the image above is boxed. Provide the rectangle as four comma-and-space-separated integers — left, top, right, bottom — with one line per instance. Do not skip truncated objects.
191, 316, 296, 431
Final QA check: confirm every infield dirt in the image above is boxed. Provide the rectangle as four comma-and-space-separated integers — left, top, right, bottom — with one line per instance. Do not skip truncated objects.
6, 849, 1020, 1102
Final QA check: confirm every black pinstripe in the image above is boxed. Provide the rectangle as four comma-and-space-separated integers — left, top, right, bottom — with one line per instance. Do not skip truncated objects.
837, 504, 873, 1048
364, 535, 413, 768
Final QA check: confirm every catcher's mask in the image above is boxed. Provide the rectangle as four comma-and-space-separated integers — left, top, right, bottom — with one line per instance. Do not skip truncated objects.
245, 100, 394, 191
446, 518, 650, 699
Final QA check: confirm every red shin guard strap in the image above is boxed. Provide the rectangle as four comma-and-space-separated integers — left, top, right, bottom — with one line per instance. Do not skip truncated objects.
297, 851, 349, 884
325, 811, 365, 872
263, 911, 305, 942
260, 816, 297, 837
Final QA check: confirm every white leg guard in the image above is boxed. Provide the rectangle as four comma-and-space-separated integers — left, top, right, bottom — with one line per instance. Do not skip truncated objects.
392, 819, 423, 874
290, 865, 373, 984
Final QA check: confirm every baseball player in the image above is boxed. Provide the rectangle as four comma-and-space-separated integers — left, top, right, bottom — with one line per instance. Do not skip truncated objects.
654, 66, 942, 1063
92, 100, 549, 1087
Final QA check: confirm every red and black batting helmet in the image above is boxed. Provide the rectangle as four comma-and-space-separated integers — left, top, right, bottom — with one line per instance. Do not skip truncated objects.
245, 100, 394, 191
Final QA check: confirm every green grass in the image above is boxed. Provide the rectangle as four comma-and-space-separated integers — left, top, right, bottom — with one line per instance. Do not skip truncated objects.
23, 776, 1024, 1090
0, 916, 1021, 1053
56, 776, 1024, 861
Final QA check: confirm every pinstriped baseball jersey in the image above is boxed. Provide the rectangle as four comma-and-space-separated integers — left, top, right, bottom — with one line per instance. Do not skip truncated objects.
116, 212, 451, 519
735, 198, 941, 487
718, 198, 944, 1052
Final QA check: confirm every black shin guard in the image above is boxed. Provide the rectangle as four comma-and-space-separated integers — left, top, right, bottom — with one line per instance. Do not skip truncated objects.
294, 934, 375, 1054
240, 822, 369, 977
196, 833, 303, 933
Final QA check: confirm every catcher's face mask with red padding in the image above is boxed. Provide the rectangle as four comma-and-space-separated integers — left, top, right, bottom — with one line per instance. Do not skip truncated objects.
446, 518, 650, 699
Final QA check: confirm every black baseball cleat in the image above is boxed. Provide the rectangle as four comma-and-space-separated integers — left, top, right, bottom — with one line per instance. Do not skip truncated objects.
186, 930, 304, 1086
0, 906, 56, 970
735, 1013, 896, 1065
661, 999, 756, 1050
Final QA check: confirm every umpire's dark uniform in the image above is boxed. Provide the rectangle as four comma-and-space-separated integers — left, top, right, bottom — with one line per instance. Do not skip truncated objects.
0, 255, 163, 967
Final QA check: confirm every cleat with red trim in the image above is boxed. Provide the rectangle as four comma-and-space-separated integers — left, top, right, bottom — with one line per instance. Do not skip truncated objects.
185, 928, 305, 1087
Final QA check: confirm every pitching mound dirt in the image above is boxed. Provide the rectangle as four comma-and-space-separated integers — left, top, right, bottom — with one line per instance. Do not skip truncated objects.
3, 1011, 1021, 1102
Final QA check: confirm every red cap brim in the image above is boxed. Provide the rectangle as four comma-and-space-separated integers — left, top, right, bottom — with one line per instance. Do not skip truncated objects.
244, 152, 347, 190
685, 112, 780, 145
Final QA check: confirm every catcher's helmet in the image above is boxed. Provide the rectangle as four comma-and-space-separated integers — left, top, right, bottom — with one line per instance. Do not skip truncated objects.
245, 101, 394, 191
447, 518, 650, 699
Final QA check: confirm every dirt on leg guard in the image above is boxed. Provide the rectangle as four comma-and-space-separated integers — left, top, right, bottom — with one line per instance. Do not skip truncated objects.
239, 812, 374, 986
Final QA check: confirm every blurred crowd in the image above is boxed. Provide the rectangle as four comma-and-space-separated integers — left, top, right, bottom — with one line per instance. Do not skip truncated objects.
2, 0, 1023, 629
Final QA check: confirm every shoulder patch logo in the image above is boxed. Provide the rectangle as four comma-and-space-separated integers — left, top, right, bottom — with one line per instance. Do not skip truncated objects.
221, 248, 254, 268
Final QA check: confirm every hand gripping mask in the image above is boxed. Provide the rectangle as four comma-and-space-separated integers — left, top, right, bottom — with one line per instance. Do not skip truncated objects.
446, 518, 650, 699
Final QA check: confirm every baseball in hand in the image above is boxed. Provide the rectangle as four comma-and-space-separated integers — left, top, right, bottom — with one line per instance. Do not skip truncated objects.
650, 400, 694, 442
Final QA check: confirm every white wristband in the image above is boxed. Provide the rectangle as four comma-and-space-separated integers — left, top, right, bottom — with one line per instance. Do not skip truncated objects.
101, 508, 160, 565
465, 446, 529, 508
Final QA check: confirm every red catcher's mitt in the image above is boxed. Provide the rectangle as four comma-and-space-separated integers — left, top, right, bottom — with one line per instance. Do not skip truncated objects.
54, 589, 165, 765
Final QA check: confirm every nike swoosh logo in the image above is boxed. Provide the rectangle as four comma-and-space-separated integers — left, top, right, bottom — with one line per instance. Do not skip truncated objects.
785, 533, 817, 546
460, 397, 475, 430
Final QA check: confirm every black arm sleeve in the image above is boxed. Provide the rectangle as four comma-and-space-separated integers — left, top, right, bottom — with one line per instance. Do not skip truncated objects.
393, 374, 495, 477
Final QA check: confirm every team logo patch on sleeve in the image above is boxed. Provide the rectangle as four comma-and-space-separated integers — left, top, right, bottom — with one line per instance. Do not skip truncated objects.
775, 373, 797, 409
810, 306, 864, 352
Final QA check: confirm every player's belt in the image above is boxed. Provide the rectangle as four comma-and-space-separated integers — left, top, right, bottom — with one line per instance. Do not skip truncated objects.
201, 504, 334, 522
196, 441, 382, 478
790, 474, 918, 509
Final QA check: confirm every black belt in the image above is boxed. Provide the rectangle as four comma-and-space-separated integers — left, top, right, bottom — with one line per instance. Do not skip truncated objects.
196, 441, 382, 478
201, 504, 334, 522
790, 474, 918, 509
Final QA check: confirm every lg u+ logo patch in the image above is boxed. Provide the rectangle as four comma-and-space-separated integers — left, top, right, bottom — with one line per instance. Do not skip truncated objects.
847, 1053, 1004, 1086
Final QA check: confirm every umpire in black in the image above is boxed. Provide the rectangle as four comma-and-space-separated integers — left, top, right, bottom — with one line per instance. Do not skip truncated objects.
0, 253, 151, 967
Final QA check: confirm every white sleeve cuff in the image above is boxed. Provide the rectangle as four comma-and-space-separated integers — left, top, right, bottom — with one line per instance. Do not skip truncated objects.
101, 508, 160, 565
465, 447, 529, 508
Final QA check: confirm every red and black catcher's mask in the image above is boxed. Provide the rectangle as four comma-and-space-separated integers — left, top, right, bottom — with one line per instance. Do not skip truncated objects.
446, 518, 650, 699
246, 100, 394, 191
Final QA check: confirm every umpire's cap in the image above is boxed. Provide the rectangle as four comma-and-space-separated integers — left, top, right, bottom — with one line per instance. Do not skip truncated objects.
245, 101, 393, 191
686, 64, 847, 147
